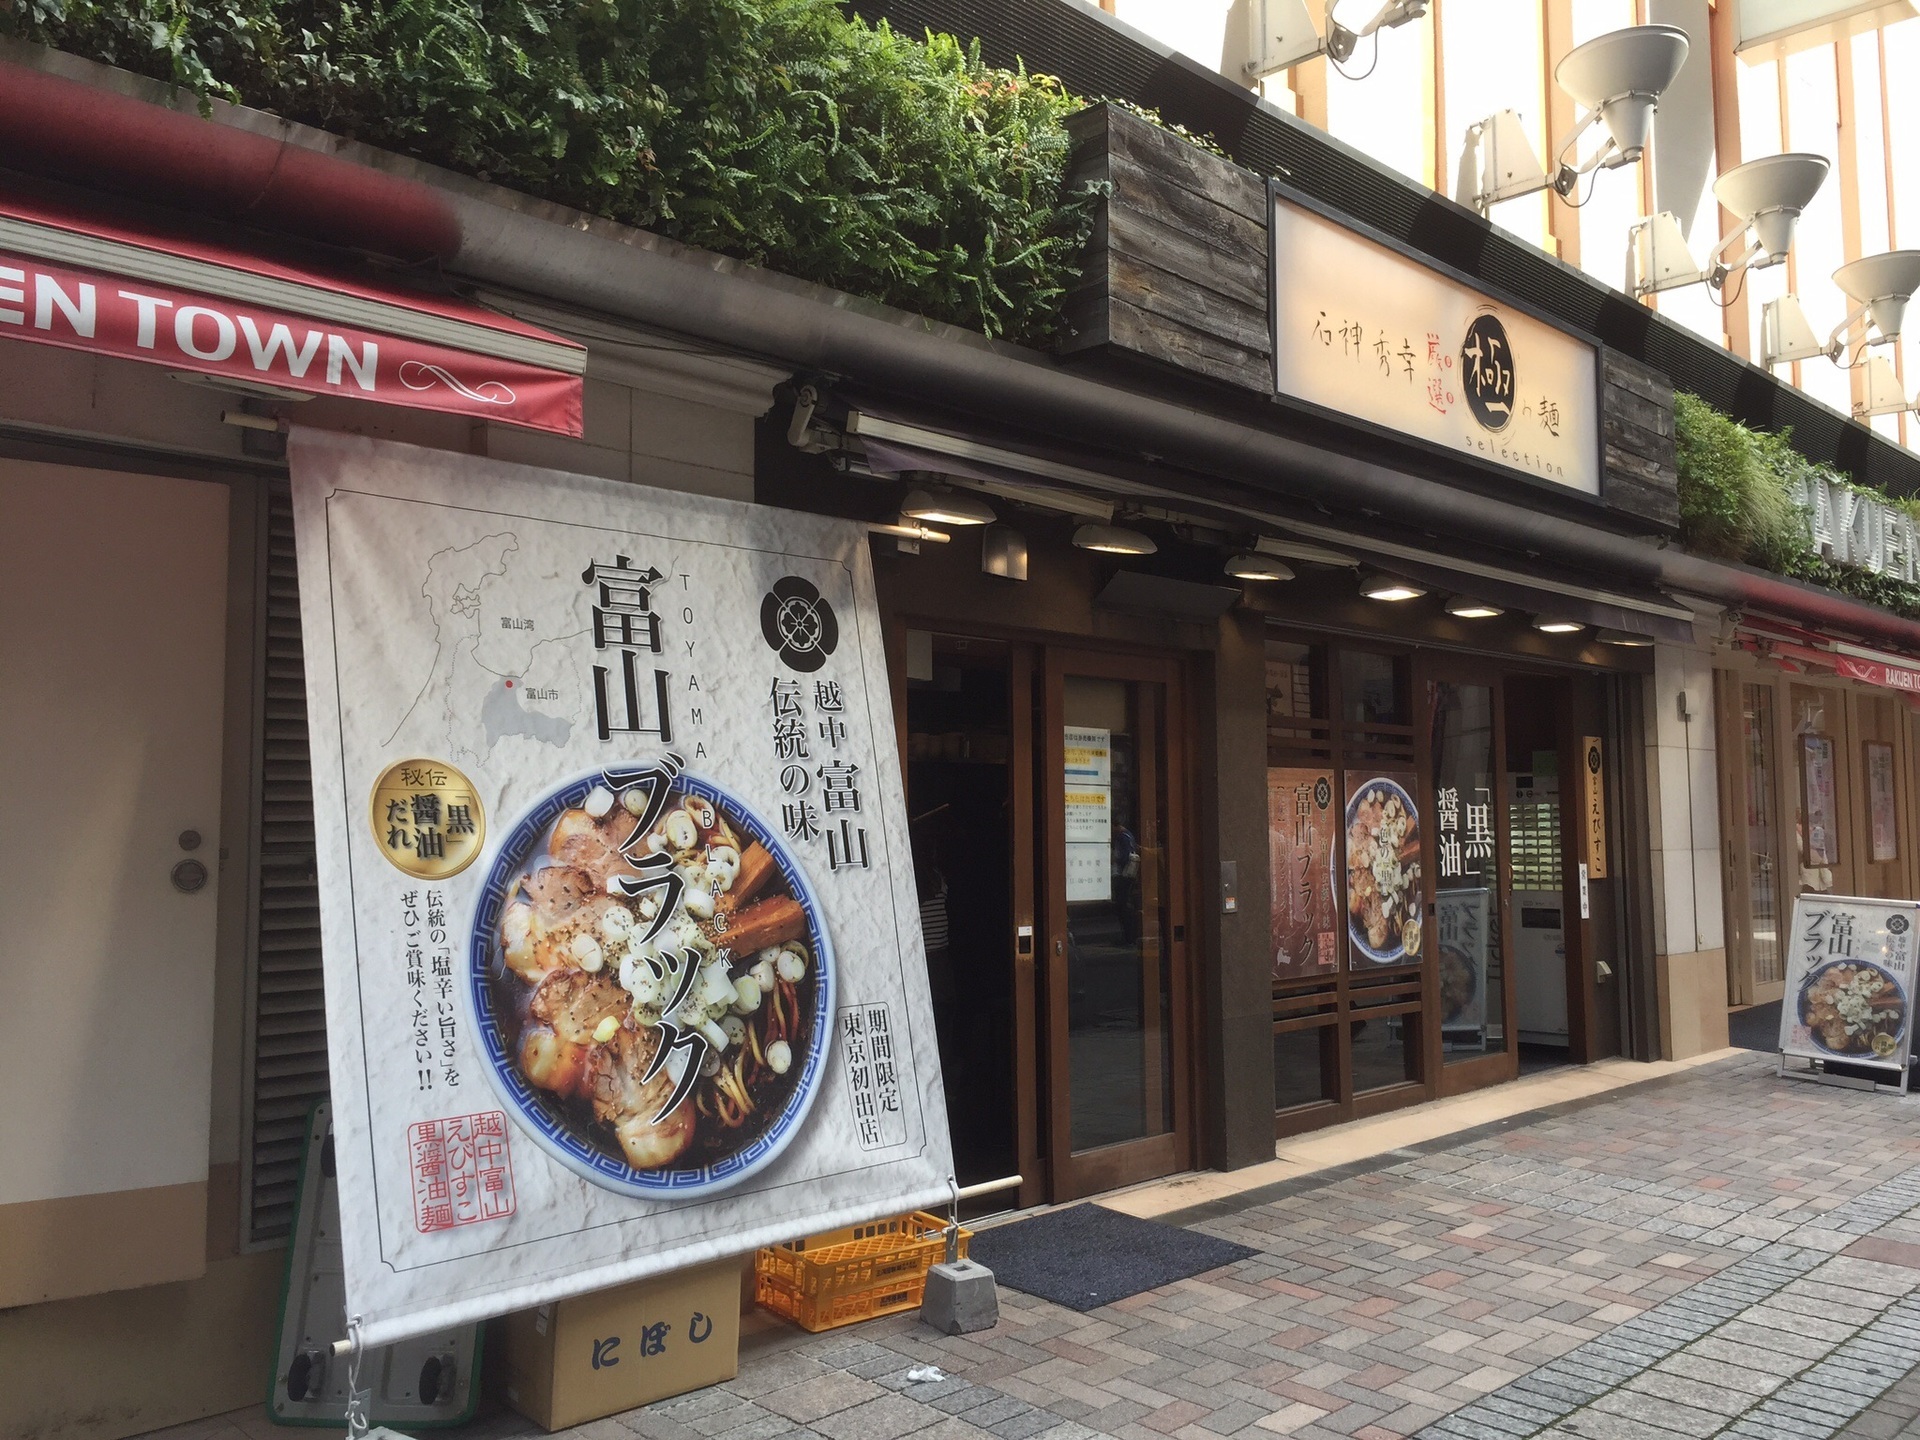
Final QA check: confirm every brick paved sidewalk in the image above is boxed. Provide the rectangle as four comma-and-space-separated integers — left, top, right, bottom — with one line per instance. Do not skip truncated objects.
153, 1052, 1920, 1440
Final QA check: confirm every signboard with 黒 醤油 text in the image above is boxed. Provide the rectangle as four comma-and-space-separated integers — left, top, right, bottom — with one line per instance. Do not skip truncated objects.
291, 429, 949, 1347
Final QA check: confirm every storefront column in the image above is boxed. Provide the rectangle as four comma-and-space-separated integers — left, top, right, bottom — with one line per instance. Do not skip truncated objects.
1201, 607, 1278, 1170
1645, 634, 1729, 1057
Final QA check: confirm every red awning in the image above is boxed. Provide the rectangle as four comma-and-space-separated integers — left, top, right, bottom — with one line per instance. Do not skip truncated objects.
1737, 627, 1920, 706
0, 188, 584, 435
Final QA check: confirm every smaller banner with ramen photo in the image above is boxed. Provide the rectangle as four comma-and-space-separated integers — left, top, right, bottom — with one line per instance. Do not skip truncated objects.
1343, 773, 1422, 968
291, 429, 951, 1346
1778, 893, 1920, 1084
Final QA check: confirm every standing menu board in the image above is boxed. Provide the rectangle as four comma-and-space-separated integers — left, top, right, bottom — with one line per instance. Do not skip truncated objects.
291, 429, 950, 1346
1778, 893, 1920, 1081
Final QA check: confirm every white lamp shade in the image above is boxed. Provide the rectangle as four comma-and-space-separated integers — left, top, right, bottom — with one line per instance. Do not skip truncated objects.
1072, 523, 1158, 556
1554, 25, 1691, 110
1714, 153, 1829, 249
1225, 553, 1295, 581
900, 486, 996, 526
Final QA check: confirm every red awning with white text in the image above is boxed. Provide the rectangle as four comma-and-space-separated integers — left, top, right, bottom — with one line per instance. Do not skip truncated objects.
0, 188, 584, 435
1738, 626, 1920, 706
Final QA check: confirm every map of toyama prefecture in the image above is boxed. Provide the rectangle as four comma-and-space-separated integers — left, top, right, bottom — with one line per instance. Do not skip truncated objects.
393, 531, 581, 763
290, 427, 951, 1348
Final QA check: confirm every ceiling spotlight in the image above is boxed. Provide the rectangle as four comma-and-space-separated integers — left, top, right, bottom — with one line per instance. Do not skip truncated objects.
1446, 597, 1504, 619
1359, 569, 1426, 602
1459, 24, 1688, 215
1073, 523, 1158, 556
900, 484, 996, 526
1226, 553, 1295, 581
1533, 617, 1585, 634
1595, 627, 1653, 646
1633, 152, 1830, 299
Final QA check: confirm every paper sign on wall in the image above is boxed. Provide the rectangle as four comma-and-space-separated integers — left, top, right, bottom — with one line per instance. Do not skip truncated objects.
290, 429, 950, 1346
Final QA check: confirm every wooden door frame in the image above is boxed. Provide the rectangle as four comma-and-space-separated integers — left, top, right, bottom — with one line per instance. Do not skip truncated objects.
1041, 645, 1196, 1201
1419, 652, 1520, 1098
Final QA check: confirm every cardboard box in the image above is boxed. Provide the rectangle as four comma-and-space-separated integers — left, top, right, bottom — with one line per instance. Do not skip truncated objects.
499, 1261, 740, 1431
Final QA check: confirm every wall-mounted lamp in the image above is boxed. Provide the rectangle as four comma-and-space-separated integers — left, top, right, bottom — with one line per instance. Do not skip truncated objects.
1072, 523, 1158, 556
1225, 552, 1296, 581
1445, 597, 1504, 619
901, 483, 996, 526
1244, 0, 1430, 78
1631, 152, 1830, 299
1762, 249, 1920, 369
1359, 569, 1426, 601
1458, 25, 1689, 216
1594, 627, 1654, 647
1532, 617, 1586, 634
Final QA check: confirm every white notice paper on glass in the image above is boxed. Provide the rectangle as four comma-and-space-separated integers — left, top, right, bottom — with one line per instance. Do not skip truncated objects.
1065, 843, 1111, 903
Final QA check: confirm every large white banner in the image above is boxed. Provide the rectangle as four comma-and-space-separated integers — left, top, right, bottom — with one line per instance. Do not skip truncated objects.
291, 429, 951, 1346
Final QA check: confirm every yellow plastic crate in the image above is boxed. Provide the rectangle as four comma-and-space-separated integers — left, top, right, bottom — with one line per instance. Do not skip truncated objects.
754, 1211, 971, 1332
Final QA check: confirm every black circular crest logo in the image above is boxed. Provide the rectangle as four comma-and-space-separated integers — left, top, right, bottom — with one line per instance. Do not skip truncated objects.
1314, 777, 1332, 810
1587, 743, 1602, 775
760, 576, 839, 673
1890, 915, 1910, 935
1460, 312, 1516, 433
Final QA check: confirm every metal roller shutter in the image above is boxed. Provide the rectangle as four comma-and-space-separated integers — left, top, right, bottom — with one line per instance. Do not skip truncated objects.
244, 481, 330, 1244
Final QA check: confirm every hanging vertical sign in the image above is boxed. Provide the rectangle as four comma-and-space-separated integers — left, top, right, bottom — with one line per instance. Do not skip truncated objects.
1778, 894, 1920, 1078
290, 429, 950, 1347
1267, 769, 1337, 979
1580, 737, 1608, 880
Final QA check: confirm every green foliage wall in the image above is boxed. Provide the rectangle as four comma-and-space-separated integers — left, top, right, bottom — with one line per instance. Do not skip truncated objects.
1, 0, 1099, 343
1674, 392, 1920, 621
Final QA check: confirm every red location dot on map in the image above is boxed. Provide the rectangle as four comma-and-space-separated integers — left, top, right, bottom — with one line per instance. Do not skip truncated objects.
505, 680, 513, 688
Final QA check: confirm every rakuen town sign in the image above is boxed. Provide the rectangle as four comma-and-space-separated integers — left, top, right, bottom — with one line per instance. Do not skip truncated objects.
1269, 188, 1603, 497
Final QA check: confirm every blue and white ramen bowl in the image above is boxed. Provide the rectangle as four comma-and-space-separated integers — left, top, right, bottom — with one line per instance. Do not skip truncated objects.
467, 769, 834, 1198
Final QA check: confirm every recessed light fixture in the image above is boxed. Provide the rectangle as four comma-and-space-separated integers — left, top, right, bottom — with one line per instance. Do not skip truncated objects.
1446, 597, 1504, 619
1359, 569, 1426, 602
1532, 617, 1585, 634
1225, 553, 1295, 581
1595, 627, 1653, 646
900, 485, 996, 526
1073, 523, 1158, 556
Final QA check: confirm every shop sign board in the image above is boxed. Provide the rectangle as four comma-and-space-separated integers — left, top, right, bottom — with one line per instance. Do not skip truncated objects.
1268, 769, 1337, 979
1270, 190, 1600, 496
1778, 894, 1920, 1076
290, 429, 950, 1346
1343, 772, 1423, 967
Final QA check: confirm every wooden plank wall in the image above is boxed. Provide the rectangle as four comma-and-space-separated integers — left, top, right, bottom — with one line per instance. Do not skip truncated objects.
1061, 103, 1680, 536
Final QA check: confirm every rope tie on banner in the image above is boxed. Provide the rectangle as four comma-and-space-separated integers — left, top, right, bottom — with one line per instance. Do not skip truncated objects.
344, 1314, 370, 1440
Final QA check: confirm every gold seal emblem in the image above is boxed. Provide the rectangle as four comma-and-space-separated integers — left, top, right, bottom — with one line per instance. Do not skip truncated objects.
369, 759, 485, 879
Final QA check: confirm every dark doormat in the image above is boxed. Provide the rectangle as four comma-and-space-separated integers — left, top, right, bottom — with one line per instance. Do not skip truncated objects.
966, 1204, 1258, 1312
1730, 1001, 1780, 1052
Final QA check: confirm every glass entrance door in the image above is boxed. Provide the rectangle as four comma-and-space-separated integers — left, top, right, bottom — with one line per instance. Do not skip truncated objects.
1043, 649, 1192, 1199
1425, 663, 1513, 1090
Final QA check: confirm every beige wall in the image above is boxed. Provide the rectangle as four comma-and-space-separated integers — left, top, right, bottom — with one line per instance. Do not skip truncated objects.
1645, 632, 1731, 1057
0, 321, 783, 1440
